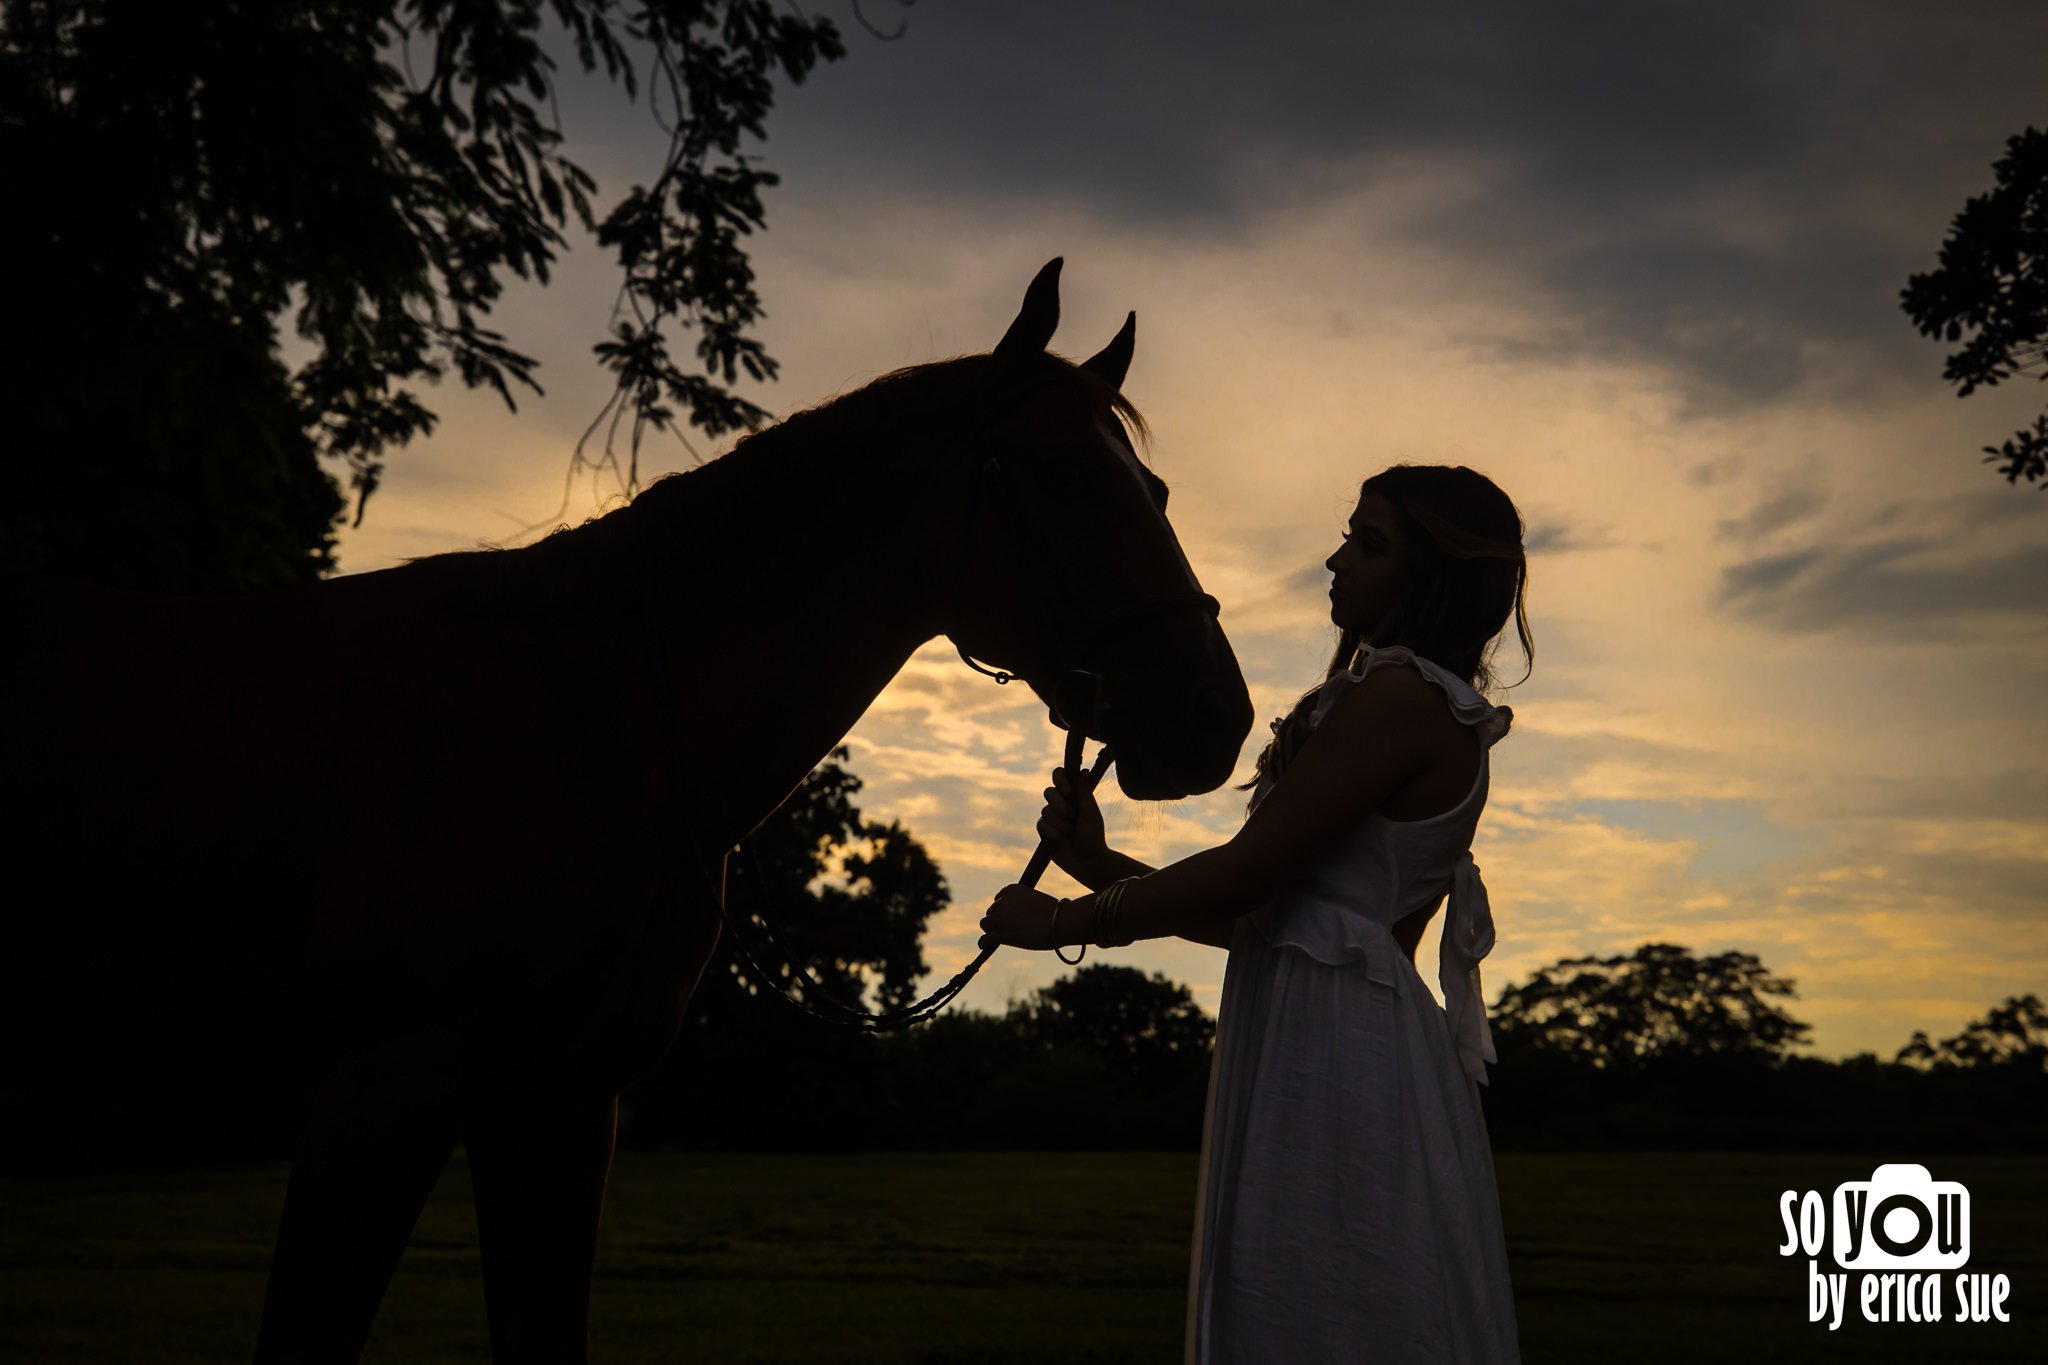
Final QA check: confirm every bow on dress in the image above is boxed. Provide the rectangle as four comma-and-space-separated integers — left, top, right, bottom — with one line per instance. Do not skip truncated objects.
1440, 851, 1499, 1086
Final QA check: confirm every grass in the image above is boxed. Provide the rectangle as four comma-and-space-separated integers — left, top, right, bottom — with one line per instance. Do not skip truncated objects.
2, 1150, 2042, 1362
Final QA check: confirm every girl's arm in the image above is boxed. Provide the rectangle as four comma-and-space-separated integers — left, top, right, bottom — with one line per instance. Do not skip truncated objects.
1039, 773, 1236, 948
1173, 912, 1240, 950
1065, 846, 1156, 890
1066, 666, 1442, 947
1068, 848, 1234, 948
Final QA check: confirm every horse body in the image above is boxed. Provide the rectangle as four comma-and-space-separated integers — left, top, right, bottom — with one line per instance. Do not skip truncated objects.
3, 264, 1253, 1361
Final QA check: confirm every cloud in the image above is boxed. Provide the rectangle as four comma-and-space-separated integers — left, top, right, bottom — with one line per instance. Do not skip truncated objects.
1835, 768, 2048, 823
1714, 482, 1828, 544
1717, 535, 2048, 634
1525, 518, 1619, 556
1469, 792, 2048, 1059
746, 1, 2048, 419
1566, 797, 1820, 878
1688, 459, 1740, 488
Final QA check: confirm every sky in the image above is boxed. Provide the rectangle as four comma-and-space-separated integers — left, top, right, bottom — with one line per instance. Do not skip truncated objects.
336, 1, 2048, 1061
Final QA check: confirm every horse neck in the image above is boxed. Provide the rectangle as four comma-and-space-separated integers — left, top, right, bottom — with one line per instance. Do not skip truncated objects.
617, 388, 967, 851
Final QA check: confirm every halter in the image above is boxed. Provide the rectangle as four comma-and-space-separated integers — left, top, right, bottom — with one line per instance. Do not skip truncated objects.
950, 433, 1222, 699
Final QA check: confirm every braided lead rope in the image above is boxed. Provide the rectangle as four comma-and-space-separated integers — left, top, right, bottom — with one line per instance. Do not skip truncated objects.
718, 740, 1117, 1031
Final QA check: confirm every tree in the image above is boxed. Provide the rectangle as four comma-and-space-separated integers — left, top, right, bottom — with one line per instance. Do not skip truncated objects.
715, 750, 951, 1017
865, 964, 1218, 1152
0, 1, 844, 594
1012, 963, 1215, 1091
1900, 126, 2048, 489
1897, 993, 2048, 1073
1488, 942, 1812, 1075
620, 747, 950, 1148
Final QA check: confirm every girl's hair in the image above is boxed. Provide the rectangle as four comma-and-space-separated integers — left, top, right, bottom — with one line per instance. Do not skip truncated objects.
1240, 464, 1534, 800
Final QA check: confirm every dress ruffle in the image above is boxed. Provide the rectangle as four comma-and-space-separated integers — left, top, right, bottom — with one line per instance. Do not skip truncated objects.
1252, 855, 1499, 1087
1320, 643, 1514, 749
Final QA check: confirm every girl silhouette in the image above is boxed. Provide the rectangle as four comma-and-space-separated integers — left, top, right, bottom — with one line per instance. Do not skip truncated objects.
980, 463, 1532, 1363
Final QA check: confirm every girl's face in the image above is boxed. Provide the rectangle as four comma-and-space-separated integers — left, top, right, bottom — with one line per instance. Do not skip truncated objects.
1325, 493, 1406, 638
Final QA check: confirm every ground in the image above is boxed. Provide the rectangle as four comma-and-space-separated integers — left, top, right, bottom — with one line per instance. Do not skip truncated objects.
2, 1150, 2041, 1362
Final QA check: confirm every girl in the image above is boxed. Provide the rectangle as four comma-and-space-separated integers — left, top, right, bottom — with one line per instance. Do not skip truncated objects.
979, 463, 1532, 1363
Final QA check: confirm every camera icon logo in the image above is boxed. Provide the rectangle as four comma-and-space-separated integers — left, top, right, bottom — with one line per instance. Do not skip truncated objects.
1834, 1163, 1970, 1271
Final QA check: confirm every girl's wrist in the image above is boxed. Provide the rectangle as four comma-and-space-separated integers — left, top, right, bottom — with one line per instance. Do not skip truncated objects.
1059, 847, 1112, 889
1090, 876, 1141, 948
1084, 850, 1118, 888
1050, 894, 1091, 948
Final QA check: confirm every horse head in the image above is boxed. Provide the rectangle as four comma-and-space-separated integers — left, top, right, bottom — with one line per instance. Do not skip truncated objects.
947, 259, 1254, 801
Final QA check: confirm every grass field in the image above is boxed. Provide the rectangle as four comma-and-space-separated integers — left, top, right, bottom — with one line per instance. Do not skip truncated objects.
3, 1150, 2041, 1362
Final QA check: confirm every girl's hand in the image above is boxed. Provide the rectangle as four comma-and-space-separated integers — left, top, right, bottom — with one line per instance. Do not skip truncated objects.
978, 884, 1071, 952
1038, 765, 1107, 882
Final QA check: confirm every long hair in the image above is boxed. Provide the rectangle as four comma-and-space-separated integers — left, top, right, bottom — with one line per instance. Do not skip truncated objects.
1241, 464, 1534, 800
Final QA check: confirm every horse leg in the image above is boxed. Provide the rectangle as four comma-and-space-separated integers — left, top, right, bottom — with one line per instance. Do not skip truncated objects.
453, 864, 721, 1361
463, 1082, 622, 1364
253, 1033, 468, 1363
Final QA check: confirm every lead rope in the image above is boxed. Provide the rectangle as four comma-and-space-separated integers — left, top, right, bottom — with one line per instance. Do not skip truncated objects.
717, 738, 1115, 1031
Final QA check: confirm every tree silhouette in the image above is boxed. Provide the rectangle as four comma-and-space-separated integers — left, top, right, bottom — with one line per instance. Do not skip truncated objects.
1489, 942, 1812, 1075
1897, 993, 2048, 1073
1900, 126, 2048, 489
621, 747, 949, 1148
1013, 962, 1215, 1090
716, 747, 950, 1014
0, 1, 844, 593
907, 965, 1214, 1150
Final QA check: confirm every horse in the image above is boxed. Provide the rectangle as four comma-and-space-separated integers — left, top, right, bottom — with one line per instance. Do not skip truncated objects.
0, 260, 1254, 1361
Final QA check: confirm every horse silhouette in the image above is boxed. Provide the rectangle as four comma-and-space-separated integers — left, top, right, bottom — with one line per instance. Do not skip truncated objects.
3, 260, 1252, 1360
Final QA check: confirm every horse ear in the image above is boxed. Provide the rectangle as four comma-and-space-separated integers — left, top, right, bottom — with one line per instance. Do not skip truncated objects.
995, 258, 1062, 360
1081, 311, 1136, 390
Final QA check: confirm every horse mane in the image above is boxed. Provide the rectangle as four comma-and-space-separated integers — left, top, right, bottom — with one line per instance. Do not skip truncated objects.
623, 354, 989, 538
387, 350, 1148, 607
627, 350, 1148, 523
615, 351, 1148, 559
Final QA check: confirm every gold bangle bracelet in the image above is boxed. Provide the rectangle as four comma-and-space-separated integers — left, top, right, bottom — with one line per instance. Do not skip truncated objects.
1094, 876, 1140, 948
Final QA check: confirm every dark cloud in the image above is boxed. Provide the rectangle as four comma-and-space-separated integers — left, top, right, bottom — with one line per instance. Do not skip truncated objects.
1835, 768, 2048, 823
1870, 482, 2048, 537
782, 4, 1813, 221
1886, 847, 2048, 924
1720, 547, 1826, 598
1716, 535, 2048, 634
1719, 479, 2048, 631
1526, 519, 1618, 556
1687, 458, 1743, 488
1715, 482, 1828, 544
726, 1, 2048, 412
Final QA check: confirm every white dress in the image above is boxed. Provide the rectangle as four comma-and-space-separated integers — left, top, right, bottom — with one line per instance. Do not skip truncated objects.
1185, 645, 1521, 1364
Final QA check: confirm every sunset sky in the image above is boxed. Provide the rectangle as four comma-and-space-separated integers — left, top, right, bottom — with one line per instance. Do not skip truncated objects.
335, 2, 2047, 1060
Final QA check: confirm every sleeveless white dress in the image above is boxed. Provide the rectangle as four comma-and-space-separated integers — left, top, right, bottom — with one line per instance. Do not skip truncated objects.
1185, 645, 1521, 1364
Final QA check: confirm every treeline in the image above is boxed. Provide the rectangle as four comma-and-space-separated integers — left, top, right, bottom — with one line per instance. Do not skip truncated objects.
622, 964, 1213, 1152
621, 952, 2047, 1158
624, 765, 2045, 1156
1477, 946, 2048, 1153
612, 754, 1213, 1151
9, 756, 2042, 1168
1481, 1023, 2048, 1154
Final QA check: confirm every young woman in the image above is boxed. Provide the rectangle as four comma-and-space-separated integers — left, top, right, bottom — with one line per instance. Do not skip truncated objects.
979, 463, 1533, 1363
